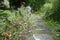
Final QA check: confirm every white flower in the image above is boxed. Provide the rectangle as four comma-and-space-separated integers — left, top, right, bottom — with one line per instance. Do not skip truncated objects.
4, 0, 10, 8
26, 6, 31, 12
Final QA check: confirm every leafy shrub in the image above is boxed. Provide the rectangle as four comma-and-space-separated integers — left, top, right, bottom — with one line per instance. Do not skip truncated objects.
0, 6, 35, 40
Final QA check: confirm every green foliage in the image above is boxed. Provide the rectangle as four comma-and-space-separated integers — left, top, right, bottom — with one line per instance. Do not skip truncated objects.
41, 3, 52, 12
0, 6, 35, 40
45, 19, 60, 40
40, 0, 60, 21
49, 0, 60, 21
0, 0, 60, 40
26, 0, 45, 11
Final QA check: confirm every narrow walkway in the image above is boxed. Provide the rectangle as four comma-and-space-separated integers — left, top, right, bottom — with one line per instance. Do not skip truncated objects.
28, 14, 54, 40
